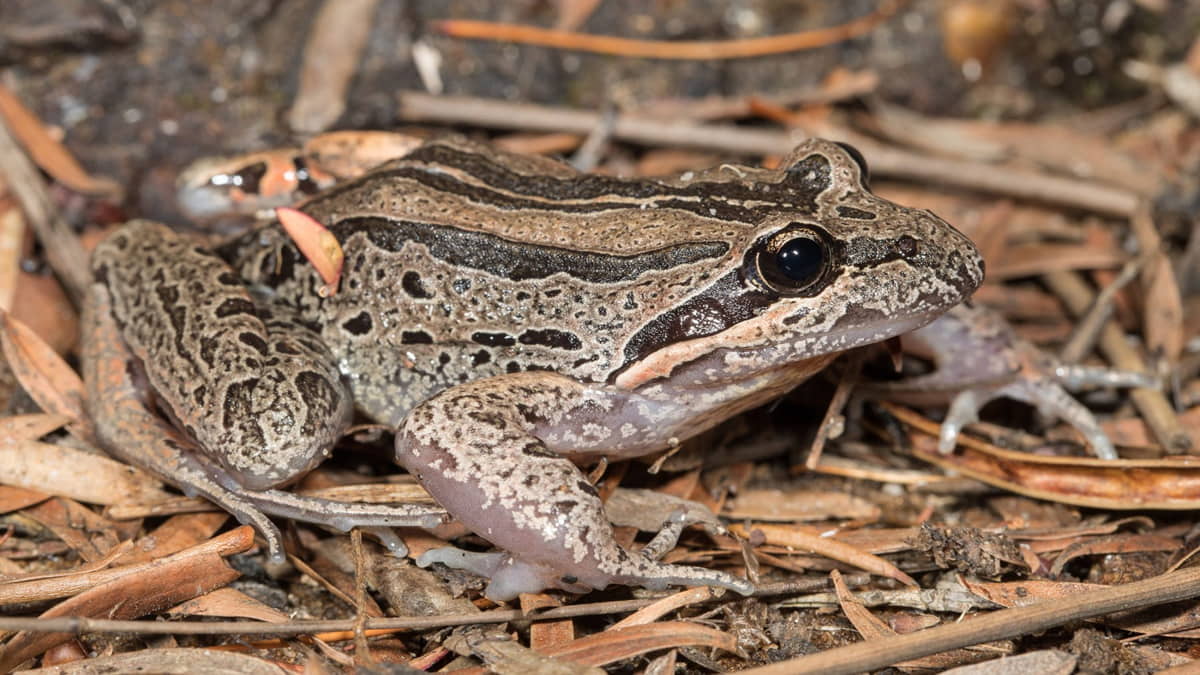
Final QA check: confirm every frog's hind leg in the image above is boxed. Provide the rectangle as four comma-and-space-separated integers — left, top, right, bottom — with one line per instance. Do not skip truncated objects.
83, 284, 445, 561
397, 372, 753, 601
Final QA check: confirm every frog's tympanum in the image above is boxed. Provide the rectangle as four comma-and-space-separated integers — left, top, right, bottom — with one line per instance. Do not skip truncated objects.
85, 138, 984, 600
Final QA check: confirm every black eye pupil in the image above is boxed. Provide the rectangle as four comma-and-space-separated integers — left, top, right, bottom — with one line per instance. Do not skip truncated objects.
776, 237, 824, 285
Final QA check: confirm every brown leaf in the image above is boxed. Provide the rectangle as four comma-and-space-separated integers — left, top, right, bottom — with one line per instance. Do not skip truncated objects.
0, 311, 95, 445
607, 586, 718, 631
168, 586, 290, 622
0, 195, 24, 311
0, 552, 241, 671
522, 592, 576, 651
19, 497, 130, 562
1141, 251, 1184, 363
724, 488, 881, 522
887, 403, 1200, 509
0, 484, 49, 513
111, 512, 230, 566
961, 577, 1104, 608
11, 271, 79, 356
0, 83, 122, 199
0, 439, 168, 506
22, 649, 289, 674
730, 522, 918, 586
541, 621, 737, 667
831, 569, 896, 640
0, 526, 254, 606
0, 413, 70, 442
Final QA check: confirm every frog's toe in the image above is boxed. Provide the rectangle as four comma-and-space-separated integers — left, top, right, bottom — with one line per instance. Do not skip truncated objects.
1000, 377, 1118, 460
936, 377, 1118, 460
419, 546, 752, 601
603, 550, 755, 598
419, 548, 593, 600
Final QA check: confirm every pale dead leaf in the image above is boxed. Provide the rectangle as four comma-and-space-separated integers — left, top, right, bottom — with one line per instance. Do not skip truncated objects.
0, 412, 70, 443
0, 195, 23, 311
0, 439, 168, 505
168, 586, 290, 622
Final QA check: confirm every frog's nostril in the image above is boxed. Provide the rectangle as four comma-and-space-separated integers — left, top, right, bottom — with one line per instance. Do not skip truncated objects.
895, 235, 919, 257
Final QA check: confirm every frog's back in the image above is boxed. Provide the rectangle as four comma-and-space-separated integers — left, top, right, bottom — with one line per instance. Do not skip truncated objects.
224, 136, 981, 426
222, 137, 758, 422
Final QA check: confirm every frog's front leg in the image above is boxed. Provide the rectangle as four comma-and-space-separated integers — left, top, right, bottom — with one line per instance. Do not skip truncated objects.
396, 372, 753, 601
882, 303, 1156, 459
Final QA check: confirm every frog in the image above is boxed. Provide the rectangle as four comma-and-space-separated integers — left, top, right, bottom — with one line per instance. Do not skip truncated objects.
84, 136, 984, 600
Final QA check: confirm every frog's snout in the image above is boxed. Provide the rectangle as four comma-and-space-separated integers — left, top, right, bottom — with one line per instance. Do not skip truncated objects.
916, 209, 984, 304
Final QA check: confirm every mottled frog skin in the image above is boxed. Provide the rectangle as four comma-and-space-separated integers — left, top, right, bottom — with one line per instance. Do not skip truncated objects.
87, 137, 983, 600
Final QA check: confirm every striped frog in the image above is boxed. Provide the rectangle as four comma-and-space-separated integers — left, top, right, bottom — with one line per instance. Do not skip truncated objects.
85, 137, 983, 600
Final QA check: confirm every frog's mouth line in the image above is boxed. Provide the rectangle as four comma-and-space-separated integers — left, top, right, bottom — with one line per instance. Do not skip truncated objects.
708, 306, 949, 384
614, 304, 951, 391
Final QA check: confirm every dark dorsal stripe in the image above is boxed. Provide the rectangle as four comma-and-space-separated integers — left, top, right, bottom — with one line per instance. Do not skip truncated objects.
328, 217, 731, 284
305, 143, 828, 225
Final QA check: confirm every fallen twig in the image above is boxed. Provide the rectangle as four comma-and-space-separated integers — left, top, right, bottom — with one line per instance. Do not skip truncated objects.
1043, 270, 1191, 454
0, 109, 89, 303
739, 564, 1200, 675
435, 1, 907, 60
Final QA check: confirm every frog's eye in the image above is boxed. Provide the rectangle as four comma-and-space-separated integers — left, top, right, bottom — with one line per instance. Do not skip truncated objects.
755, 227, 829, 294
834, 142, 870, 185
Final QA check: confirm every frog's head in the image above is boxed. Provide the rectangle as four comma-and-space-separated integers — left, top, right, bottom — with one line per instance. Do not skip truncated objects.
613, 139, 984, 389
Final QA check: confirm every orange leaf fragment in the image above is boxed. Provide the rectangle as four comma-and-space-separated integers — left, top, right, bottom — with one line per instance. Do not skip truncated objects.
0, 311, 96, 445
276, 207, 343, 294
542, 621, 736, 667
0, 83, 123, 199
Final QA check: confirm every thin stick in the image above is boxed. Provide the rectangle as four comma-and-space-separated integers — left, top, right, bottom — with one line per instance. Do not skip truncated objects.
1058, 255, 1146, 364
739, 564, 1200, 675
0, 578, 855, 637
436, 1, 906, 60
395, 92, 1141, 217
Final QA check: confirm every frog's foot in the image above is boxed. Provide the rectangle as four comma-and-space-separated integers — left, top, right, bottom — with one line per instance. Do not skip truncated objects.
417, 547, 594, 598
419, 545, 751, 602
397, 373, 753, 602
418, 509, 751, 601
894, 305, 1156, 460
935, 347, 1158, 460
225, 481, 447, 557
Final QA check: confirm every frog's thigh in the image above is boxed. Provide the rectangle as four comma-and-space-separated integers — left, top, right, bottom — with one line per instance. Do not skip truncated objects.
396, 372, 752, 601
93, 221, 352, 490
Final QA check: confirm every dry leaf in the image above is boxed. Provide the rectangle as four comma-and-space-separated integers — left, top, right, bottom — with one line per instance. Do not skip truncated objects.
0, 552, 241, 671
168, 587, 290, 622
0, 83, 122, 198
0, 311, 95, 445
0, 439, 168, 505
276, 207, 343, 292
731, 522, 917, 586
